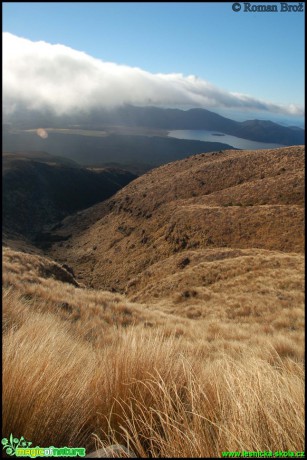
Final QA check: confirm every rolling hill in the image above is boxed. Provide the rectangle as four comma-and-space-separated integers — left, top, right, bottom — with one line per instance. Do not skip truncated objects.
2, 145, 304, 457
45, 146, 304, 293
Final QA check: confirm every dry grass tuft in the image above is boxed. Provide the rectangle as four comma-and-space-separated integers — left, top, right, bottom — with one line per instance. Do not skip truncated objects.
104, 353, 304, 457
2, 147, 305, 456
3, 311, 97, 450
3, 304, 304, 457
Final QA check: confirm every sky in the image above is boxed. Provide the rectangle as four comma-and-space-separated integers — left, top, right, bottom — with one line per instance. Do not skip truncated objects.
2, 2, 305, 125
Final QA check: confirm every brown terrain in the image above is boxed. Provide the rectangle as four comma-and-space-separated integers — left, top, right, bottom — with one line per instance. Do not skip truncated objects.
2, 145, 305, 457
46, 146, 304, 292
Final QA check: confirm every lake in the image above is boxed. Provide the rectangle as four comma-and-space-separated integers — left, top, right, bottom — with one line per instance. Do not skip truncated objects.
167, 130, 284, 150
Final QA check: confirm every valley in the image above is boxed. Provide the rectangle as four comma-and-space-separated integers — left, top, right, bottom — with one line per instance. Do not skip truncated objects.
3, 5, 304, 456
2, 145, 305, 457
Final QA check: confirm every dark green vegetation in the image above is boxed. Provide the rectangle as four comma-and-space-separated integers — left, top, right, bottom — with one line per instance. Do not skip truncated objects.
2, 151, 136, 242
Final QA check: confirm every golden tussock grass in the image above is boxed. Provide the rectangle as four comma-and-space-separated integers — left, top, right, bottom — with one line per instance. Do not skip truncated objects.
3, 311, 97, 449
3, 247, 304, 362
2, 247, 189, 345
2, 147, 305, 456
3, 296, 304, 457
2, 245, 305, 457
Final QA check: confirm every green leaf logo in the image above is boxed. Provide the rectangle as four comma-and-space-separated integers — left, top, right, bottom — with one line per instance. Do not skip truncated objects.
1, 434, 33, 456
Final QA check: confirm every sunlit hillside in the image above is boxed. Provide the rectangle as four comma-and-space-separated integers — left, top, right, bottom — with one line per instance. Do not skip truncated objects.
2, 146, 305, 457
47, 146, 304, 291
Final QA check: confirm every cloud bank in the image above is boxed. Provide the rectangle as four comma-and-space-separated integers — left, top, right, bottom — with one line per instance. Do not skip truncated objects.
3, 32, 304, 118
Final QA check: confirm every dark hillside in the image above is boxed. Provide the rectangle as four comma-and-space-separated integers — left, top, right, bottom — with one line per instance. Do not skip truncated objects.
2, 151, 136, 240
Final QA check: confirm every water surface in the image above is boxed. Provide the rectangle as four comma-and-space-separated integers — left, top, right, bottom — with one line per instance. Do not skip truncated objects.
168, 130, 284, 150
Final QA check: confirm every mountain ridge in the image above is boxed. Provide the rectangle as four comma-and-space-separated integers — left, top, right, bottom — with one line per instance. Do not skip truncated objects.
5, 104, 304, 145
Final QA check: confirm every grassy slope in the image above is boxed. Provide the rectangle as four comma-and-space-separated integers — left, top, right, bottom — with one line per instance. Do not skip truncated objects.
2, 146, 305, 457
2, 245, 305, 456
47, 146, 304, 291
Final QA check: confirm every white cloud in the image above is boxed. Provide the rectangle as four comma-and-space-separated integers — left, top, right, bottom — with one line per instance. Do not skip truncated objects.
3, 32, 304, 118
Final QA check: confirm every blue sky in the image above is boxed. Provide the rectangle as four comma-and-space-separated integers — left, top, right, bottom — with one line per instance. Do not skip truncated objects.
3, 2, 305, 124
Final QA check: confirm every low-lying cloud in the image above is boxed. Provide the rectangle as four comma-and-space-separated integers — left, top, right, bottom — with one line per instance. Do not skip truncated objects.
3, 32, 304, 118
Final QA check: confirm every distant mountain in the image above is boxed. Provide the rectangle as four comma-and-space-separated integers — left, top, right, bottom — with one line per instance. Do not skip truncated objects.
233, 119, 304, 145
99, 106, 304, 145
4, 104, 304, 145
2, 151, 136, 241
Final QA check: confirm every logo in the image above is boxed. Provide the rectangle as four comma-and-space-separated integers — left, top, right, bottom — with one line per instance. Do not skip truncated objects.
232, 3, 241, 12
1, 435, 86, 458
2, 435, 32, 456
